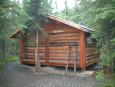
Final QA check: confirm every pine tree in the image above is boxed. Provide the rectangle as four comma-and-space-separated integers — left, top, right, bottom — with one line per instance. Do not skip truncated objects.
24, 0, 52, 72
0, 0, 28, 58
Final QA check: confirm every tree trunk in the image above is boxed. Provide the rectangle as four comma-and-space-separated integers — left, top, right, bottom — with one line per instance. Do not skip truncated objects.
35, 30, 41, 72
64, 0, 68, 17
55, 0, 58, 13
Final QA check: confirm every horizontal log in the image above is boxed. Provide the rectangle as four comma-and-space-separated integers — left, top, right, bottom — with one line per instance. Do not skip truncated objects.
49, 63, 80, 67
26, 44, 46, 47
23, 61, 46, 65
87, 44, 96, 47
23, 56, 80, 61
86, 52, 98, 57
49, 40, 80, 43
86, 55, 99, 61
23, 53, 80, 59
48, 60, 79, 65
49, 54, 75, 57
49, 55, 79, 58
23, 55, 46, 58
86, 53, 99, 57
49, 35, 80, 40
25, 47, 80, 53
48, 29, 80, 34
49, 38, 80, 42
49, 57, 79, 61
26, 42, 80, 47
86, 47, 97, 51
49, 47, 80, 51
86, 58, 98, 63
49, 51, 80, 54
49, 33, 80, 38
86, 58, 98, 66
25, 47, 45, 50
86, 50, 97, 54
25, 47, 80, 51
49, 55, 80, 59
49, 39, 80, 43
23, 53, 45, 56
49, 46, 67, 49
23, 59, 45, 63
23, 56, 46, 59
49, 44, 80, 47
24, 49, 46, 53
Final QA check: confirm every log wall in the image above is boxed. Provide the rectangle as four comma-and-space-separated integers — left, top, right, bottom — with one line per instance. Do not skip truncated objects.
46, 24, 81, 67
22, 35, 46, 64
85, 44, 99, 66
21, 22, 99, 69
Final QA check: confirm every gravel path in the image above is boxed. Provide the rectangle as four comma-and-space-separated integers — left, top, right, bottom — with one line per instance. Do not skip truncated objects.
0, 61, 100, 87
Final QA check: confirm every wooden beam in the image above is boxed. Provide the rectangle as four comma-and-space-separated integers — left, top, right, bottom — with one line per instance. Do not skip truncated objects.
80, 31, 86, 69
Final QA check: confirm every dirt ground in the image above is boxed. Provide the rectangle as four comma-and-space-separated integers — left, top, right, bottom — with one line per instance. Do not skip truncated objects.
0, 61, 100, 87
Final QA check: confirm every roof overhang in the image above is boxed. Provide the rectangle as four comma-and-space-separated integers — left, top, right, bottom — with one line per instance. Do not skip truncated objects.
10, 30, 22, 38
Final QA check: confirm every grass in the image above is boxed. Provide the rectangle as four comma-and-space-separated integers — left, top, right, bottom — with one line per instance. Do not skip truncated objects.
0, 55, 17, 70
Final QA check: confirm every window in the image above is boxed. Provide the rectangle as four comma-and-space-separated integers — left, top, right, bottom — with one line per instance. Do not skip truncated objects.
86, 33, 96, 46
87, 36, 93, 44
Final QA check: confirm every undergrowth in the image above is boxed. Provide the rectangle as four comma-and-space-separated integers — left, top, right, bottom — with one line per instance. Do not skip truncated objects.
0, 55, 17, 70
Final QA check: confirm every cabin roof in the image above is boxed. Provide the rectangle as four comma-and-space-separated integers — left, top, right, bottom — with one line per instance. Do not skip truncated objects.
46, 14, 94, 32
10, 29, 22, 38
10, 14, 94, 38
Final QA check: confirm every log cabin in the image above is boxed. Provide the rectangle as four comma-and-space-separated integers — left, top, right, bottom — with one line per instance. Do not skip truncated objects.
10, 14, 99, 70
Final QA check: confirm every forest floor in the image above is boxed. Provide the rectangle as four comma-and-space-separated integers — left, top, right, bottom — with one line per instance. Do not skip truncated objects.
0, 61, 100, 87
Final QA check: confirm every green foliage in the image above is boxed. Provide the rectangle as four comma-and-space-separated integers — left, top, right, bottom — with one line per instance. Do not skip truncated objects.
0, 0, 28, 38
0, 0, 29, 60
0, 55, 17, 70
54, 0, 115, 85
79, 1, 115, 86
23, 0, 52, 34
102, 78, 115, 87
23, 0, 52, 71
96, 70, 105, 80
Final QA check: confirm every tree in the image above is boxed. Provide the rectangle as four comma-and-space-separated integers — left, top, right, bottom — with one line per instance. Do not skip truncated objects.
23, 0, 52, 72
78, 0, 115, 82
0, 0, 28, 58
64, 0, 68, 17
55, 0, 115, 82
55, 0, 58, 13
